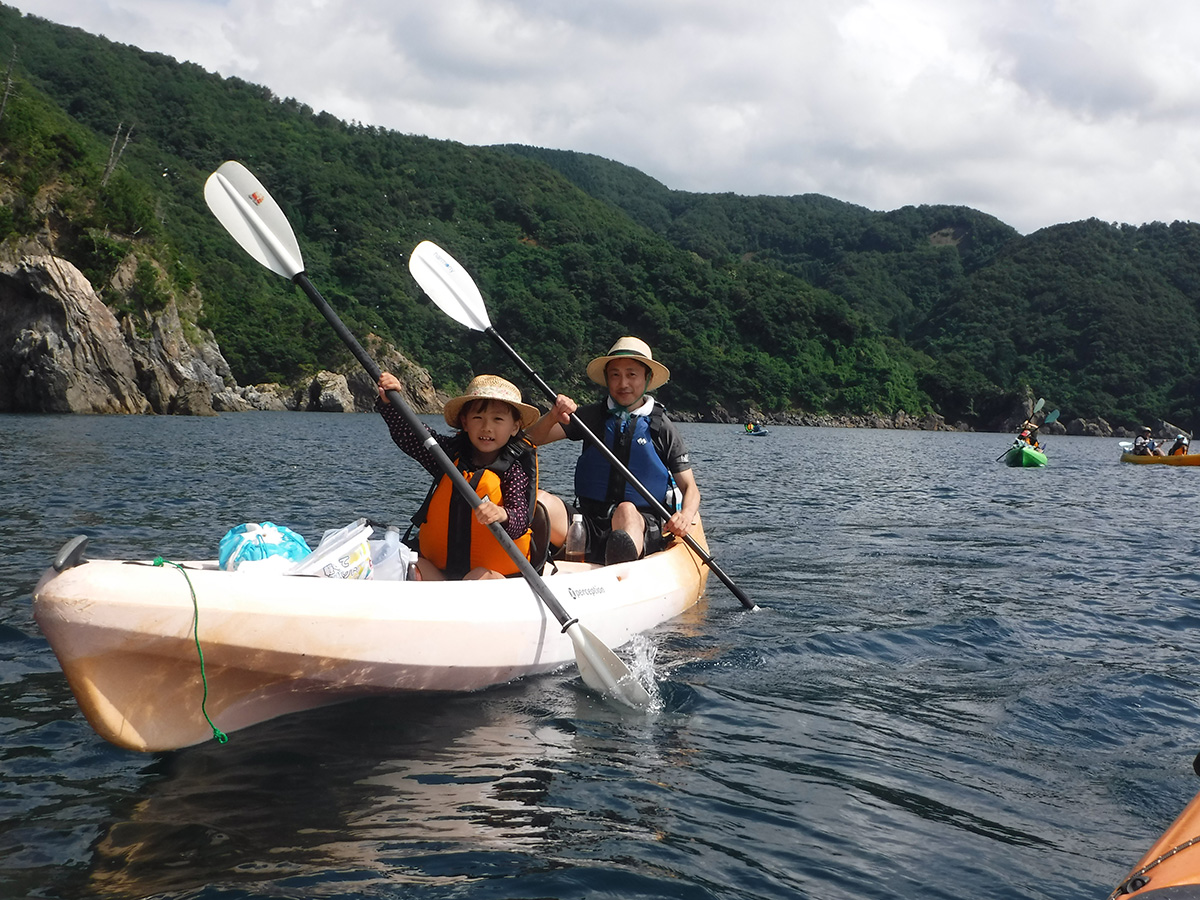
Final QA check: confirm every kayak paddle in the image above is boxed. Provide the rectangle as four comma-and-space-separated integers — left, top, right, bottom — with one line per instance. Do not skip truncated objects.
407, 239, 759, 612
203, 160, 650, 709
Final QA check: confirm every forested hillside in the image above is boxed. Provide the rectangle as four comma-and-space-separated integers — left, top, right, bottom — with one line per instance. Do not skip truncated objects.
1, 4, 1198, 431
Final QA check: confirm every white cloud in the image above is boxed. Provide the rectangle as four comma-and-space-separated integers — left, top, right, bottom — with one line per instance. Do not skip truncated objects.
10, 0, 1200, 232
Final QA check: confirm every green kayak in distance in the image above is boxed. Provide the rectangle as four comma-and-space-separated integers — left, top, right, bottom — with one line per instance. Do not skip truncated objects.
1003, 442, 1047, 467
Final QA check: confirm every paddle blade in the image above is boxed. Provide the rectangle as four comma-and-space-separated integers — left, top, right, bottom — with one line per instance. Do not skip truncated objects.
1033, 397, 1045, 414
1043, 409, 1060, 425
204, 161, 305, 280
408, 241, 491, 332
567, 623, 651, 709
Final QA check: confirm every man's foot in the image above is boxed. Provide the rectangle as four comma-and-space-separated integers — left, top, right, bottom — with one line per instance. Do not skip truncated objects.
604, 529, 639, 565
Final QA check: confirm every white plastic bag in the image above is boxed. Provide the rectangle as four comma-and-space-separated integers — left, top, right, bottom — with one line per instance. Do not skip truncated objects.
368, 526, 414, 581
288, 518, 374, 580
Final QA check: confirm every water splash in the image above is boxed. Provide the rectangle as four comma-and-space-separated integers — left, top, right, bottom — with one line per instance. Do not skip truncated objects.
625, 633, 663, 712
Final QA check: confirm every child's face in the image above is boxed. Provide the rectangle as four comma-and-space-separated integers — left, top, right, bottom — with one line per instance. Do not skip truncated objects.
460, 399, 520, 461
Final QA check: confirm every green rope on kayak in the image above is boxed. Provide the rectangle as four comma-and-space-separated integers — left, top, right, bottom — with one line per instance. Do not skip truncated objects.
153, 557, 229, 744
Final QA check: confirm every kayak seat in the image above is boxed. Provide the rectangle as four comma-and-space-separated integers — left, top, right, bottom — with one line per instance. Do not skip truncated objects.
529, 500, 552, 575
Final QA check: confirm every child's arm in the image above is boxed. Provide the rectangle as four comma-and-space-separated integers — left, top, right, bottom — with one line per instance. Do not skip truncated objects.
376, 373, 445, 479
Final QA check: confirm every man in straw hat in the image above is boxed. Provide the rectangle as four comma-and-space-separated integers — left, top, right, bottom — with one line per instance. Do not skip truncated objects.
528, 336, 700, 565
377, 371, 542, 580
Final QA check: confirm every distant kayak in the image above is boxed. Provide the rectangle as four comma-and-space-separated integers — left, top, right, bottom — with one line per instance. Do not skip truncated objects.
1120, 452, 1200, 466
739, 427, 769, 436
1003, 443, 1047, 467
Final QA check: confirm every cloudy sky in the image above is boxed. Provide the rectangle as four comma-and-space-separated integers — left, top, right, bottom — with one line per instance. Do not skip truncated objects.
11, 0, 1200, 234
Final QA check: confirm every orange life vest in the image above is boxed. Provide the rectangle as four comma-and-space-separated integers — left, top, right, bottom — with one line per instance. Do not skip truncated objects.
418, 439, 536, 578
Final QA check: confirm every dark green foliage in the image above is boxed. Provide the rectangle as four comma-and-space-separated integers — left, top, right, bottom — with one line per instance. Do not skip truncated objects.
914, 219, 1200, 426
1, 6, 1198, 430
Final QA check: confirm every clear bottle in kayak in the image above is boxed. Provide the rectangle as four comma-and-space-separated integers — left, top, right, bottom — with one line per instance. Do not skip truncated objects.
564, 513, 586, 562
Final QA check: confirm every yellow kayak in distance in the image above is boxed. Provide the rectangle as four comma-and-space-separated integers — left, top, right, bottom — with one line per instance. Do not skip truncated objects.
1120, 452, 1200, 466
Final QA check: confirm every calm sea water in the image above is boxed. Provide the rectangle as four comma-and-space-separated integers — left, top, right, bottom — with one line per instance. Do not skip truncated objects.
3, 413, 1200, 900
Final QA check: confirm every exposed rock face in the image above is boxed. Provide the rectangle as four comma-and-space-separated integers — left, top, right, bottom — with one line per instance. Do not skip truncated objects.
341, 334, 447, 414
169, 379, 218, 417
234, 384, 291, 412
297, 343, 448, 414
0, 253, 151, 413
0, 253, 443, 417
0, 252, 241, 415
307, 371, 355, 413
1066, 417, 1114, 437
123, 294, 231, 413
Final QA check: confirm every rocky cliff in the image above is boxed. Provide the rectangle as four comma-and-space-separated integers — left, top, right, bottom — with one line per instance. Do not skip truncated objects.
0, 251, 446, 416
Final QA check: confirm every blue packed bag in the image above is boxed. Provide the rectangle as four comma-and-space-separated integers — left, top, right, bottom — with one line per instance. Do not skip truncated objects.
219, 522, 312, 571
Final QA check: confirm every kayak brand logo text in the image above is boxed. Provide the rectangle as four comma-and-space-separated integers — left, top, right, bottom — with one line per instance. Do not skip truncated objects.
249, 191, 265, 206
568, 585, 607, 600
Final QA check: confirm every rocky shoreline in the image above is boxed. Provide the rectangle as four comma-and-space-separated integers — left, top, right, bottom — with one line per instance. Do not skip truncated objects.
682, 405, 1186, 441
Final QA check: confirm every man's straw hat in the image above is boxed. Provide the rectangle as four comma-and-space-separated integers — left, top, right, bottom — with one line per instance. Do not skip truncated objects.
585, 336, 670, 391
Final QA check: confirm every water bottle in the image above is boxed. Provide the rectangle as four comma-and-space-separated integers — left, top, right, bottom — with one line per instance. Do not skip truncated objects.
372, 526, 403, 581
565, 513, 586, 562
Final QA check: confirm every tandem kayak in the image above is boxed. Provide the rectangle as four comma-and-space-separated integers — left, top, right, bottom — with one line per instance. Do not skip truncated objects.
1003, 442, 1047, 467
1110, 784, 1200, 897
32, 522, 711, 752
1120, 452, 1200, 466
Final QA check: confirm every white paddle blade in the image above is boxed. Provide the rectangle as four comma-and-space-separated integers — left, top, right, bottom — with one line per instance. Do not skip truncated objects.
567, 623, 651, 709
204, 161, 305, 280
408, 240, 491, 332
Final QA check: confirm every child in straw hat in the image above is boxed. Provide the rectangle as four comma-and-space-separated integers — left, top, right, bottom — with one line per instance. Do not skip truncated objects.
377, 372, 541, 580
527, 336, 700, 566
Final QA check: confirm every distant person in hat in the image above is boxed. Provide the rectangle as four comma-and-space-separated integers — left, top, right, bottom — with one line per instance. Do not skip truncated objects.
377, 372, 542, 581
1168, 434, 1190, 456
528, 336, 700, 566
1132, 426, 1165, 456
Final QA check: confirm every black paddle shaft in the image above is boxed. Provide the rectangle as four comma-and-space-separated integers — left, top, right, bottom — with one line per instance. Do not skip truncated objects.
482, 326, 758, 611
291, 273, 578, 630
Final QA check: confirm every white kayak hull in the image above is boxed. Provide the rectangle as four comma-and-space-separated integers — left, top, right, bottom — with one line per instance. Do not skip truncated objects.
33, 522, 710, 752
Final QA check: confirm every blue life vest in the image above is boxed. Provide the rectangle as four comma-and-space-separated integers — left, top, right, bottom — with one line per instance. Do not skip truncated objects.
574, 405, 675, 513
